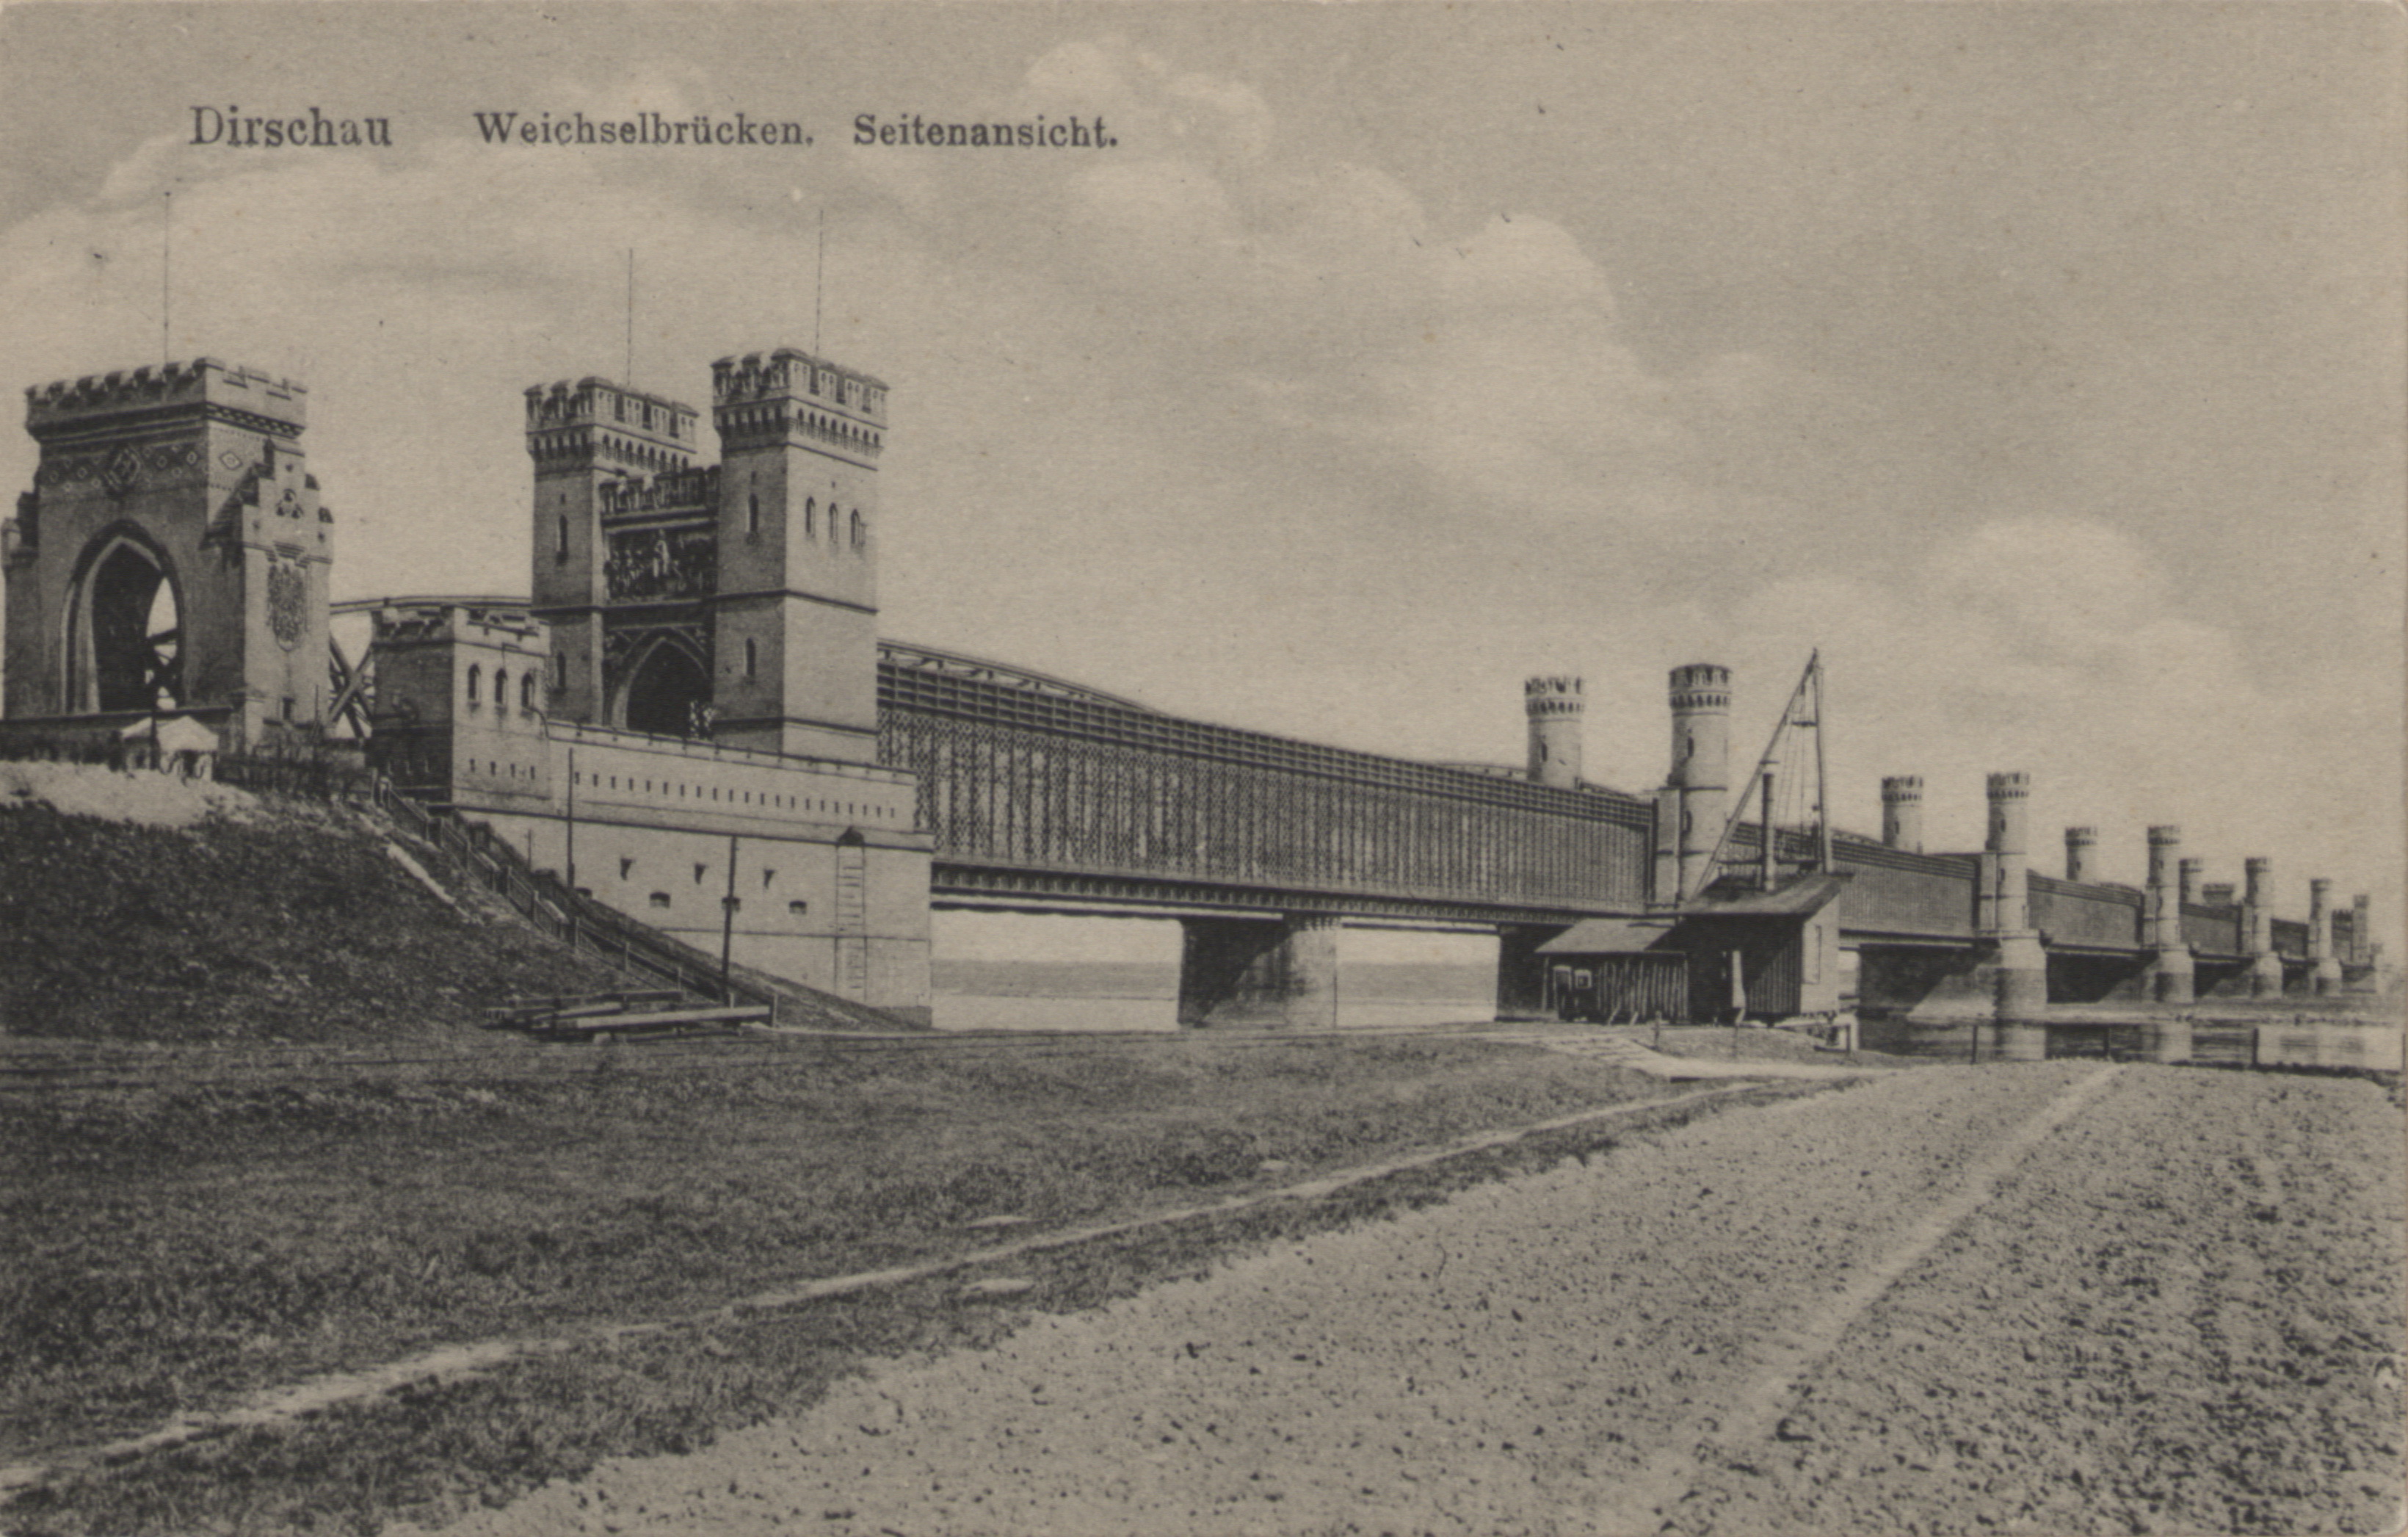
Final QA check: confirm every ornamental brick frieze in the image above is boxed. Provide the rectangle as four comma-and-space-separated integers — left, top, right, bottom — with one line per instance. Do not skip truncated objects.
32, 442, 207, 495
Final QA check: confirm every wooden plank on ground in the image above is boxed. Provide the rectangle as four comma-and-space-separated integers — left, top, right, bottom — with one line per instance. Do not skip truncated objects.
535, 1005, 772, 1035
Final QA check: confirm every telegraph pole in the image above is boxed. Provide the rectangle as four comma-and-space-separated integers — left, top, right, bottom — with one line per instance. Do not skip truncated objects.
565, 745, 578, 889
719, 833, 740, 1001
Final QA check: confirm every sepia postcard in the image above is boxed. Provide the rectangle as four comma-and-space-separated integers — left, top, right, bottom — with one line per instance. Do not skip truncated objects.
1, 4, 2401, 1535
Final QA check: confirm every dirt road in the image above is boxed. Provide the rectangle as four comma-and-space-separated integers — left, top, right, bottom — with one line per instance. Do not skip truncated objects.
402, 1063, 2405, 1537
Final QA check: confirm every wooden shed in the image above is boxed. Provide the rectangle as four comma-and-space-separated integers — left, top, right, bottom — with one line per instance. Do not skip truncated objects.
1537, 919, 1688, 1023
1671, 872, 1850, 1024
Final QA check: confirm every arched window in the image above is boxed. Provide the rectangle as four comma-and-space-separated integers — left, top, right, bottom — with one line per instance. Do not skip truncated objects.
520, 672, 536, 712
493, 668, 509, 713
743, 637, 758, 679
466, 665, 482, 705
747, 490, 761, 535
804, 496, 815, 538
556, 513, 569, 561
850, 509, 864, 549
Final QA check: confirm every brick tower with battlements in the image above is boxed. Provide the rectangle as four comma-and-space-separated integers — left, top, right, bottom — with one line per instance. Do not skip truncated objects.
708, 348, 887, 762
523, 347, 886, 764
524, 377, 708, 731
4, 358, 330, 751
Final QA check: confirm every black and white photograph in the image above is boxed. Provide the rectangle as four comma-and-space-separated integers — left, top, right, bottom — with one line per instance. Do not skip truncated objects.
1, 4, 2401, 1533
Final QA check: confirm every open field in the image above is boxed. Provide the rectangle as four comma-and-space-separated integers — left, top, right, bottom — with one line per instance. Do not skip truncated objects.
1, 1027, 1772, 1536
394, 1062, 2408, 1537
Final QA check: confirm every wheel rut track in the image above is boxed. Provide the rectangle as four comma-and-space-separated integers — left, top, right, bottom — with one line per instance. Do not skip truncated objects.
1604, 1063, 2125, 1534
0, 1077, 1824, 1497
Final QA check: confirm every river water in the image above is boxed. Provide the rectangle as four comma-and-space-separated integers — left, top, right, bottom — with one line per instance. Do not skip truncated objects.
931, 960, 1495, 1033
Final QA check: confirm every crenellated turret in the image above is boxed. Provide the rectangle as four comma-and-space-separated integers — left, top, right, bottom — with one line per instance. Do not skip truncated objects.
2144, 825, 2193, 1003
1654, 663, 1730, 905
2064, 825, 2097, 883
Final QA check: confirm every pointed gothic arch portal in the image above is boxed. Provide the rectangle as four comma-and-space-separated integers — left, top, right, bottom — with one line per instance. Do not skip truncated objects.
623, 637, 711, 738
68, 532, 183, 712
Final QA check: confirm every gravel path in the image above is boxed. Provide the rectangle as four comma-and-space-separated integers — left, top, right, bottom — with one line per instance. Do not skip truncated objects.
402, 1063, 2405, 1537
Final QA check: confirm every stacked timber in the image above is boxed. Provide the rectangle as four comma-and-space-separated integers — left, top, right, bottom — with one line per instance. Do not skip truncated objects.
481, 990, 772, 1041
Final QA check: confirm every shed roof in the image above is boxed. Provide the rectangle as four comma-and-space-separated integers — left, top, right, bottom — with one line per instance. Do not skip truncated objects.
1537, 919, 1680, 955
1683, 871, 1849, 919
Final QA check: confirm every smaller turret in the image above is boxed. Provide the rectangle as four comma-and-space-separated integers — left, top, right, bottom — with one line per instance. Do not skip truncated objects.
2064, 825, 2097, 882
1879, 775, 1923, 853
1523, 675, 1584, 789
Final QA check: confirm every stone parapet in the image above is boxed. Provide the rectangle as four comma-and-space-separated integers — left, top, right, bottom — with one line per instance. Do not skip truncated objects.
26, 358, 304, 438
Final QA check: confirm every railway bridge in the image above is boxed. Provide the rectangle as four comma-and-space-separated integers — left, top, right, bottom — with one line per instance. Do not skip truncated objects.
1, 347, 2385, 1038
871, 642, 2379, 1035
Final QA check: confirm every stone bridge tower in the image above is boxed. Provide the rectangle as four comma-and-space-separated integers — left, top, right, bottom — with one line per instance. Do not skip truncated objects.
1653, 663, 1731, 905
4, 359, 330, 751
524, 377, 706, 731
708, 348, 887, 763
524, 348, 888, 764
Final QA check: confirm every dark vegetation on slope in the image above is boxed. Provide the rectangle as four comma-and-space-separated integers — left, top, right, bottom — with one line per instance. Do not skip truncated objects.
0, 802, 620, 1044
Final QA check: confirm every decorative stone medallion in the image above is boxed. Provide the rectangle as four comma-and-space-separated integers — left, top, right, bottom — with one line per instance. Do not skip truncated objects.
101, 445, 142, 496
266, 555, 308, 650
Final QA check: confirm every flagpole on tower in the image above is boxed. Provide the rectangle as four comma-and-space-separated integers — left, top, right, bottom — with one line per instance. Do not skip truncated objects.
162, 191, 173, 368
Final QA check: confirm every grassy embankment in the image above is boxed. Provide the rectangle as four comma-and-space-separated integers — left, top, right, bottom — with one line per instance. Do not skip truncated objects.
1, 793, 619, 1046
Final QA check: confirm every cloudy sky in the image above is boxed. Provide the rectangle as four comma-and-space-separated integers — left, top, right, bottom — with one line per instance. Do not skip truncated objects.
2, 2, 2400, 943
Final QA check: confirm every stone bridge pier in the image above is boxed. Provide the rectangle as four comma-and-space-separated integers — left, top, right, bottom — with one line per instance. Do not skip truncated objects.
1176, 914, 1341, 1028
1495, 923, 1559, 1021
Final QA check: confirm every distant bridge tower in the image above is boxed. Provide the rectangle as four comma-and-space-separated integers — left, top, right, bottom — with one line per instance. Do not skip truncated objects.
1880, 775, 1924, 853
2244, 856, 2282, 996
2063, 825, 2096, 882
1653, 663, 1730, 905
1979, 770, 2048, 1028
2308, 878, 2343, 995
4, 359, 329, 751
2144, 825, 2194, 1005
1524, 675, 1584, 789
708, 349, 887, 763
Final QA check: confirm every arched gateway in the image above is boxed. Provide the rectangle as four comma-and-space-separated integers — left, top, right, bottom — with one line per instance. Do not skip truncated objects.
2, 358, 331, 750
